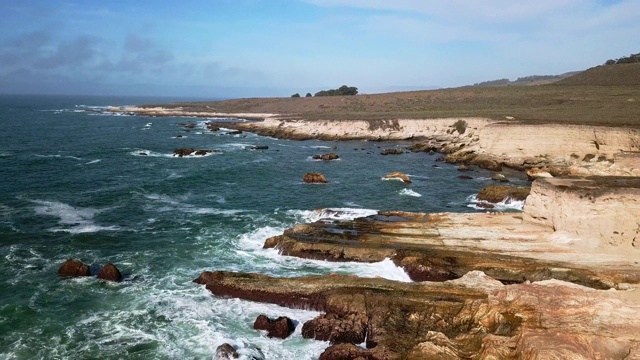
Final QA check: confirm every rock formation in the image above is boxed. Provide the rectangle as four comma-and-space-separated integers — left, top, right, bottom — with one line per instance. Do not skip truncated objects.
313, 153, 339, 161
173, 148, 214, 157
303, 173, 328, 183
97, 263, 122, 282
253, 314, 295, 339
215, 343, 239, 359
491, 173, 509, 182
380, 148, 404, 155
476, 185, 530, 203
383, 172, 412, 183
58, 259, 91, 277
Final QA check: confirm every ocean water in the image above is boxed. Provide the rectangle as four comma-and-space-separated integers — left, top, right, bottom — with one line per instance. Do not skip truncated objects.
0, 95, 528, 359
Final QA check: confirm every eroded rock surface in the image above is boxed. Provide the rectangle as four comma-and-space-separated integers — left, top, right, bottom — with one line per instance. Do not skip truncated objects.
383, 172, 411, 183
313, 153, 339, 161
253, 314, 295, 339
476, 185, 530, 203
304, 172, 328, 183
194, 271, 640, 360
58, 259, 91, 277
97, 263, 122, 282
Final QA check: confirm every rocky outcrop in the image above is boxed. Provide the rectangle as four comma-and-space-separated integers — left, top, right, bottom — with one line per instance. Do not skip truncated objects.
97, 263, 122, 282
302, 312, 367, 344
476, 185, 530, 203
313, 153, 339, 161
303, 173, 328, 183
194, 271, 640, 360
215, 343, 239, 359
491, 173, 509, 182
253, 314, 295, 339
524, 176, 640, 251
383, 172, 411, 183
380, 148, 404, 155
173, 148, 214, 157
319, 343, 388, 360
58, 259, 91, 277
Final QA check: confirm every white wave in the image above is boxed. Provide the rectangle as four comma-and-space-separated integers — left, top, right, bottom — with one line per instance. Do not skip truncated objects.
466, 194, 525, 211
343, 202, 362, 208
35, 154, 83, 161
289, 208, 378, 223
0, 152, 13, 157
381, 177, 405, 182
144, 193, 251, 217
84, 159, 101, 165
235, 226, 411, 282
31, 200, 119, 233
307, 145, 332, 149
399, 189, 422, 197
129, 149, 216, 158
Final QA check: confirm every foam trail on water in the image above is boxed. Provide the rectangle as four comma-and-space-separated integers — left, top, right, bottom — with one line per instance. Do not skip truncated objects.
289, 208, 378, 223
31, 200, 119, 233
399, 189, 422, 197
466, 194, 525, 211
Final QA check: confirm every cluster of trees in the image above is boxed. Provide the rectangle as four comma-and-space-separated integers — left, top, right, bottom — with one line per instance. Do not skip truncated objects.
291, 85, 358, 98
290, 93, 313, 98
604, 53, 640, 65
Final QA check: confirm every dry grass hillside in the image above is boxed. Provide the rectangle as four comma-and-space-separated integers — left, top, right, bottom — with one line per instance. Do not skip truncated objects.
148, 64, 640, 128
555, 63, 640, 86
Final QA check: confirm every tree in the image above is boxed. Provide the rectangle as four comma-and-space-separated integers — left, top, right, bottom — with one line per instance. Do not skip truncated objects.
291, 93, 301, 98
314, 85, 358, 97
305, 93, 312, 97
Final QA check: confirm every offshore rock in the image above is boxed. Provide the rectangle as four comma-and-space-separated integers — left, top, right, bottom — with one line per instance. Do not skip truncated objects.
253, 314, 295, 339
380, 148, 404, 155
58, 259, 91, 277
215, 343, 239, 359
97, 263, 122, 282
173, 148, 214, 157
491, 173, 509, 182
383, 172, 411, 184
304, 172, 328, 183
313, 153, 340, 161
476, 185, 530, 203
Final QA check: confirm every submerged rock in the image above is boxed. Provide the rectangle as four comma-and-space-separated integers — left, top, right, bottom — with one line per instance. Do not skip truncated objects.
477, 185, 530, 203
253, 314, 295, 339
383, 172, 412, 184
491, 173, 509, 182
97, 263, 122, 282
380, 148, 404, 155
303, 173, 328, 183
173, 148, 213, 157
58, 259, 91, 277
250, 145, 269, 150
312, 153, 339, 161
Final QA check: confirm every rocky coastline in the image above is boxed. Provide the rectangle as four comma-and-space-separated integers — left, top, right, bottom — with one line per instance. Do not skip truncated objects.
107, 106, 640, 358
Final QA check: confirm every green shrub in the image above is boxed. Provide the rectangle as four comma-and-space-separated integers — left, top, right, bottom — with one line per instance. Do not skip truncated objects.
453, 120, 467, 134
291, 93, 301, 98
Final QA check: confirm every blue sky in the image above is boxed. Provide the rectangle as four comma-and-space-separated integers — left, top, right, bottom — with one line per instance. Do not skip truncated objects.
0, 0, 638, 98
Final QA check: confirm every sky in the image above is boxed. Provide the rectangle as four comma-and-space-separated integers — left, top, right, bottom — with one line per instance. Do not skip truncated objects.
0, 0, 638, 98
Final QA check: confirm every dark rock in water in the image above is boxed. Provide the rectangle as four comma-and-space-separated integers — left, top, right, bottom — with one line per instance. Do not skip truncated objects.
302, 313, 367, 344
173, 148, 195, 157
250, 145, 269, 150
435, 156, 446, 162
175, 135, 183, 138
303, 173, 327, 183
477, 185, 530, 203
253, 314, 295, 339
457, 164, 471, 171
215, 343, 239, 359
206, 123, 220, 132
58, 259, 91, 277
491, 174, 510, 182
173, 148, 213, 157
194, 149, 212, 156
312, 153, 339, 161
319, 343, 388, 360
179, 123, 196, 129
380, 148, 404, 155
228, 130, 243, 135
97, 263, 122, 282
432, 164, 440, 168
458, 175, 473, 180
138, 152, 148, 156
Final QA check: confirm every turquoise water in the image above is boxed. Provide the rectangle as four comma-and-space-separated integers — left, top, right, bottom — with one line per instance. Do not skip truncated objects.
0, 95, 527, 359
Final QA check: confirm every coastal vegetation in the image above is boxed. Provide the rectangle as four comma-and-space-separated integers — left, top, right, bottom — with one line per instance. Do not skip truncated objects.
314, 85, 358, 97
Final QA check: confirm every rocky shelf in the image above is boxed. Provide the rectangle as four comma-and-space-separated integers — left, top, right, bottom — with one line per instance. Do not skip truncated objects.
194, 177, 640, 359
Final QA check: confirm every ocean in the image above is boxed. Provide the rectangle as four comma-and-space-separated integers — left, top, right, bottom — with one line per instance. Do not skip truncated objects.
0, 95, 527, 359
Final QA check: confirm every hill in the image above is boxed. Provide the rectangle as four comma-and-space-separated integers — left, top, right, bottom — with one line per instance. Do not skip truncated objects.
473, 72, 580, 87
555, 63, 640, 86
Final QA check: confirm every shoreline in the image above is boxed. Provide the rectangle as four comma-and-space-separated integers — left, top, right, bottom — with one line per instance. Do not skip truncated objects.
107, 105, 640, 358
108, 106, 640, 177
